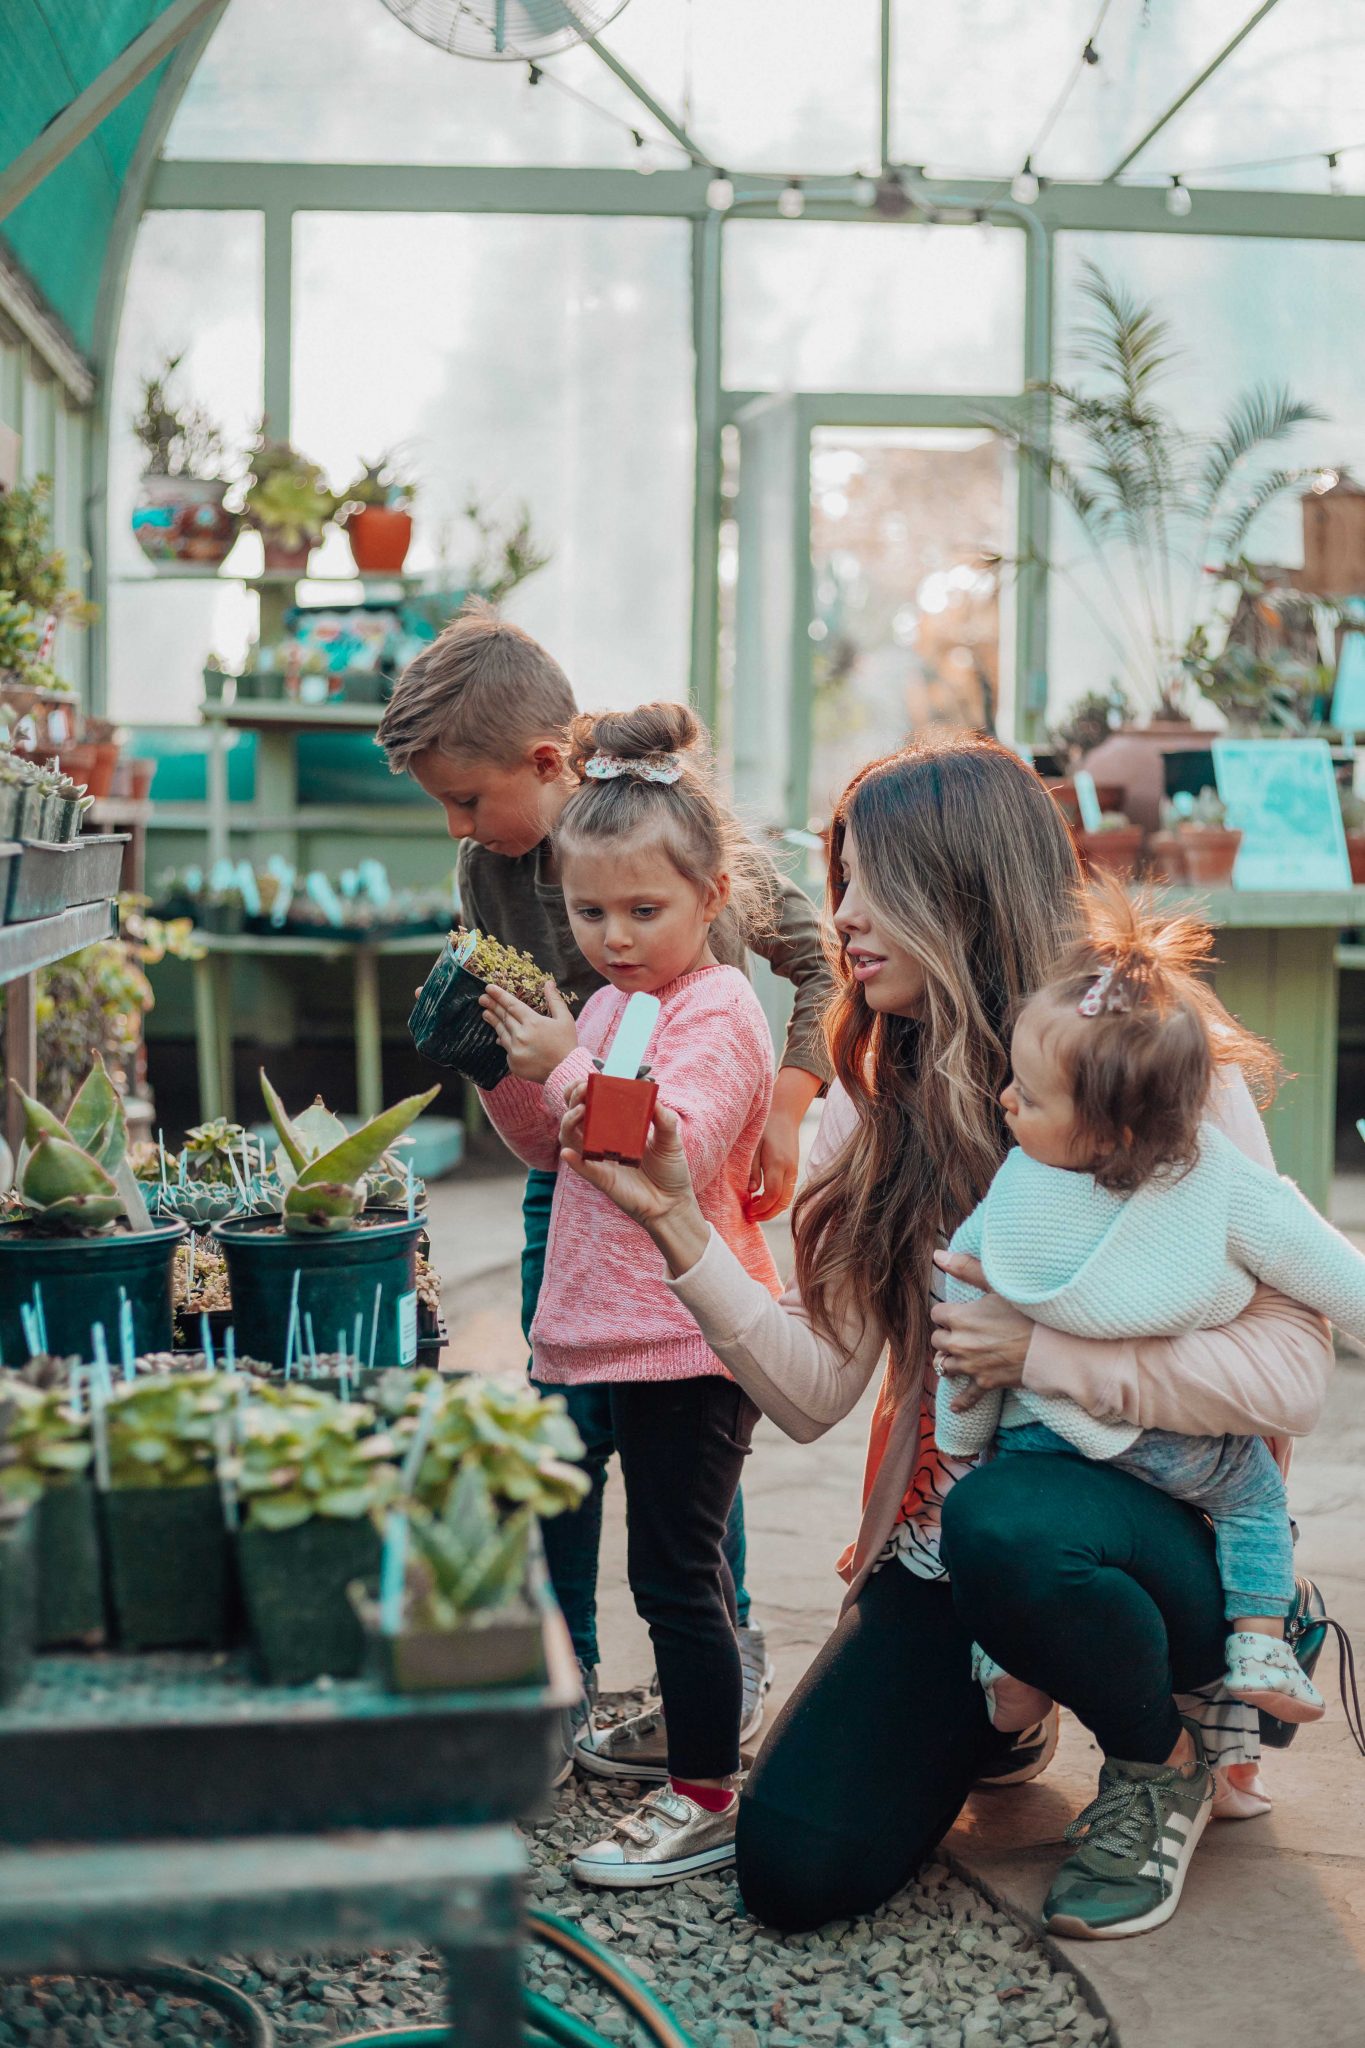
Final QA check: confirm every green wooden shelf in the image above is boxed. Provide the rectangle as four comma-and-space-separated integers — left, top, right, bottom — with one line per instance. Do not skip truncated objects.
0, 897, 117, 989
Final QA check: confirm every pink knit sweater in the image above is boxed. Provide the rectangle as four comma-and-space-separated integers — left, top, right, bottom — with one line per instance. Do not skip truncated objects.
482, 964, 780, 1384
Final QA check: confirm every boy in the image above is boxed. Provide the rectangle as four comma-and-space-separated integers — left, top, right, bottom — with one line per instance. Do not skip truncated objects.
379, 599, 833, 1776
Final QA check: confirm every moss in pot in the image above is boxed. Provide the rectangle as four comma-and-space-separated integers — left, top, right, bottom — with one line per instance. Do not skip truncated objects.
99, 1371, 236, 1649
214, 1072, 437, 1369
230, 1383, 393, 1685
1, 1061, 186, 1364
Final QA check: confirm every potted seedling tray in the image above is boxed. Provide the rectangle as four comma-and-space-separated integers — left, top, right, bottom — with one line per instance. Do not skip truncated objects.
0, 1600, 579, 1845
0, 1220, 187, 1368
35, 1481, 105, 1648
100, 1483, 232, 1651
238, 1516, 383, 1687
5, 834, 129, 923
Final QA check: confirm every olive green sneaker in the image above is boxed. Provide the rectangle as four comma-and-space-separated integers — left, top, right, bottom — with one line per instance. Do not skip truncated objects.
1043, 1724, 1214, 1940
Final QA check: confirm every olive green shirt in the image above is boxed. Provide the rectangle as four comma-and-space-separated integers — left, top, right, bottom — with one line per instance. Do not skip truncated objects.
456, 838, 832, 1083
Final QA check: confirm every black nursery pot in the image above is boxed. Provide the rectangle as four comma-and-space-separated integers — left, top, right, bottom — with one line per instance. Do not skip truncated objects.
0, 1221, 186, 1365
238, 1515, 383, 1685
36, 1480, 105, 1647
214, 1214, 424, 1370
408, 939, 508, 1090
100, 1483, 230, 1649
0, 1512, 36, 1705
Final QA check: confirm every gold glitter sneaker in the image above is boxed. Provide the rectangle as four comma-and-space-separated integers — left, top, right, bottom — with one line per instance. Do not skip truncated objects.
569, 1783, 739, 1888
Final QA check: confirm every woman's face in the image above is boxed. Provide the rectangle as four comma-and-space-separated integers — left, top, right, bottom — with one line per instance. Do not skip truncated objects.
834, 826, 927, 1018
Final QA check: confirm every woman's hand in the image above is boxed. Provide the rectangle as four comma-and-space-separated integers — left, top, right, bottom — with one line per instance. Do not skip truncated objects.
479, 981, 578, 1084
930, 1249, 1034, 1408
746, 1066, 821, 1221
559, 1084, 710, 1276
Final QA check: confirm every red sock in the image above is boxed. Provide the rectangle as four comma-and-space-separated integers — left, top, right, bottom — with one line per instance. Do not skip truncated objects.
670, 1778, 735, 1812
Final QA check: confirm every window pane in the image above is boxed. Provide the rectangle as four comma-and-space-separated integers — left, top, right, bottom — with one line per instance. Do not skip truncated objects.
1047, 233, 1365, 721
106, 211, 263, 724
724, 221, 1024, 393
292, 213, 693, 710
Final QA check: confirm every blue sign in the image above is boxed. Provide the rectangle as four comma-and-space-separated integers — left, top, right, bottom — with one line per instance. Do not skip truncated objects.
1212, 738, 1351, 891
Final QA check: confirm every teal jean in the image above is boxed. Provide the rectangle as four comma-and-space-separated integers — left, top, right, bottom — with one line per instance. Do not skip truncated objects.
521, 1168, 751, 1669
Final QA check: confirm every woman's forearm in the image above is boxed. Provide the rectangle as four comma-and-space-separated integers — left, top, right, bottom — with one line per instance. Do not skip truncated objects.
646, 1197, 713, 1280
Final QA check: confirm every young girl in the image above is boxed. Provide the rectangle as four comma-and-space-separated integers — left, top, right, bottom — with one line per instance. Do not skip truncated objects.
935, 888, 1365, 1733
476, 701, 781, 1889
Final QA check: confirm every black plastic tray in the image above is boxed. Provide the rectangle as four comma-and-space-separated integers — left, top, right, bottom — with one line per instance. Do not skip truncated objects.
6, 835, 129, 923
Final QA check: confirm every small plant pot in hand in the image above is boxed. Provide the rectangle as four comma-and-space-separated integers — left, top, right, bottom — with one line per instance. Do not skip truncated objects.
1179, 826, 1243, 886
408, 939, 509, 1089
580, 1071, 659, 1166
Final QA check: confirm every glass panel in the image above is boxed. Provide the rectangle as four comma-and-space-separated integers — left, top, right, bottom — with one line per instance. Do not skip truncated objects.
889, 0, 1291, 182
1047, 233, 1365, 723
292, 213, 693, 711
723, 221, 1025, 394
808, 426, 1011, 819
106, 212, 264, 724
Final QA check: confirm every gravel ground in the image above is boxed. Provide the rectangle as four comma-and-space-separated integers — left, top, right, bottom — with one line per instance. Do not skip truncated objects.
0, 1702, 1112, 2048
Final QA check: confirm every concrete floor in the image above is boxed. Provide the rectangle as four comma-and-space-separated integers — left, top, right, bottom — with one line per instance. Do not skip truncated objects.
425, 1147, 1365, 2046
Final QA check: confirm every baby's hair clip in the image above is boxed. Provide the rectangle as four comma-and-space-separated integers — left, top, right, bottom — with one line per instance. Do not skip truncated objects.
584, 750, 683, 786
1078, 965, 1115, 1018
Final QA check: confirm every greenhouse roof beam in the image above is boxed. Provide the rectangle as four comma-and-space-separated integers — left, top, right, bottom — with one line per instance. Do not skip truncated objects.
1105, 0, 1285, 182
0, 0, 227, 223
582, 34, 709, 166
147, 160, 1365, 242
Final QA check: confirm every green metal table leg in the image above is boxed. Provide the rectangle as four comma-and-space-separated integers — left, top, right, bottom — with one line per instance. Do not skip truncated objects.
1212, 926, 1338, 1212
440, 1869, 523, 2048
192, 954, 224, 1122
216, 955, 235, 1119
355, 946, 382, 1123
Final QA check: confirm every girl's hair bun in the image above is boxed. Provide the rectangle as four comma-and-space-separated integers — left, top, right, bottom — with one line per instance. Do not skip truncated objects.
567, 701, 705, 775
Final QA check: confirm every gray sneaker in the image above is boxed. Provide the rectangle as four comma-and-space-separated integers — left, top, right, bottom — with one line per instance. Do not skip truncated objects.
570, 1782, 739, 1888
1043, 1722, 1214, 1939
552, 1662, 597, 1790
738, 1620, 776, 1741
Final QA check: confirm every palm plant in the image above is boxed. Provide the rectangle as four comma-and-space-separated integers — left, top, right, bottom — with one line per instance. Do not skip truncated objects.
1011, 262, 1327, 716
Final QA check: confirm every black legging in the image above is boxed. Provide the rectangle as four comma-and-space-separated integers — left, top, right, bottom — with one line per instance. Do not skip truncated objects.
735, 1447, 1228, 1932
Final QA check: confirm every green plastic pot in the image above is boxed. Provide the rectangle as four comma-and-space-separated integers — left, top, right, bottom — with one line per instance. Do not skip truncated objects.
408, 940, 508, 1089
101, 1483, 230, 1649
0, 1512, 36, 1705
0, 1221, 186, 1365
238, 1515, 382, 1685
35, 1480, 105, 1647
214, 1214, 424, 1370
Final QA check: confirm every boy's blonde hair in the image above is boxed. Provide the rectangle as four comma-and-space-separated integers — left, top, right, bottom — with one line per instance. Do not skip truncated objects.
377, 597, 576, 770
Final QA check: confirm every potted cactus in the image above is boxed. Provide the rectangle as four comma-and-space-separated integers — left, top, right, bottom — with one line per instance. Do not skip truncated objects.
0, 1061, 187, 1366
231, 1384, 392, 1685
213, 1073, 437, 1370
410, 926, 563, 1089
2, 1371, 103, 1647
340, 453, 417, 574
244, 432, 337, 573
1175, 787, 1243, 886
100, 1371, 236, 1648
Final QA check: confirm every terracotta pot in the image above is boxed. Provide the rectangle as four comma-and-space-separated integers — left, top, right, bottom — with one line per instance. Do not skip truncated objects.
132, 475, 238, 568
1147, 830, 1187, 885
1078, 826, 1146, 880
126, 757, 156, 801
580, 1072, 660, 1166
261, 536, 314, 574
1082, 723, 1220, 833
88, 742, 119, 798
1346, 831, 1365, 885
347, 506, 413, 575
1179, 828, 1242, 887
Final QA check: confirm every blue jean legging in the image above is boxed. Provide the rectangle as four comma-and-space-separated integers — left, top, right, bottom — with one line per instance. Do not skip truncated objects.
521, 1168, 751, 1671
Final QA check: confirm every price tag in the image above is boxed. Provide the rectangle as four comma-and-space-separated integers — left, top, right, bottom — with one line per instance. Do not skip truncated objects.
396, 1290, 418, 1365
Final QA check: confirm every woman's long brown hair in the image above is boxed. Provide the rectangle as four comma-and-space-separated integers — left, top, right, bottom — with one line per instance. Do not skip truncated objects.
792, 731, 1084, 1406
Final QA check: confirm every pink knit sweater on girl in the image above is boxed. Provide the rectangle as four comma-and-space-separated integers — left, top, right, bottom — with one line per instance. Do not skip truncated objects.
481, 963, 781, 1384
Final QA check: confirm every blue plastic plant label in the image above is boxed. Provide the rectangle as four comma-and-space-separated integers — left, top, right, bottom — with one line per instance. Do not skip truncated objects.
396, 1289, 418, 1365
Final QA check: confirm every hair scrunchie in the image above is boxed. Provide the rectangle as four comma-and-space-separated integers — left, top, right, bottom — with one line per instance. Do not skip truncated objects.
584, 750, 683, 785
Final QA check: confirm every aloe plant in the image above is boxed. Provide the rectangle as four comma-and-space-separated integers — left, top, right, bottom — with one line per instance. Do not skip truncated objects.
402, 1462, 536, 1629
373, 1370, 588, 1520
105, 1372, 236, 1489
10, 1057, 128, 1233
231, 1384, 399, 1532
260, 1072, 438, 1234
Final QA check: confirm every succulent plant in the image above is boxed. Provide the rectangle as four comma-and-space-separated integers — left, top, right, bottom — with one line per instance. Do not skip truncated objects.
105, 1371, 237, 1489
0, 1378, 92, 1504
260, 1072, 438, 1235
372, 1370, 588, 1520
183, 1118, 249, 1186
149, 1179, 237, 1228
244, 434, 337, 550
452, 926, 562, 1015
341, 451, 417, 511
230, 1385, 398, 1532
401, 1463, 536, 1630
10, 1057, 128, 1234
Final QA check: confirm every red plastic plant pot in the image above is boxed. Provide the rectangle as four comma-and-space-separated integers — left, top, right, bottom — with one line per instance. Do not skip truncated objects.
581, 1072, 659, 1166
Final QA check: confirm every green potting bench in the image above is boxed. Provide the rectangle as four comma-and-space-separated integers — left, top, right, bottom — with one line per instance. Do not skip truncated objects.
1159, 884, 1365, 1212
0, 1622, 579, 2046
0, 895, 117, 1159
190, 925, 448, 1122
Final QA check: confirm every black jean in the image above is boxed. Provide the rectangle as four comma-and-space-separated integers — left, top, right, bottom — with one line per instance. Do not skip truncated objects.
735, 1448, 1227, 1932
610, 1375, 760, 1781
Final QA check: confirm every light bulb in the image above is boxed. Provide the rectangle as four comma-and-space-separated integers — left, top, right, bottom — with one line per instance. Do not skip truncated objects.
1011, 160, 1040, 205
777, 181, 805, 219
1166, 177, 1192, 216
706, 174, 735, 212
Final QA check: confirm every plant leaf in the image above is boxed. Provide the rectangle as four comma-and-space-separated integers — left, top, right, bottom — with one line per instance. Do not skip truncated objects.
295, 1088, 438, 1191
260, 1069, 309, 1175
66, 1056, 127, 1173
13, 1084, 66, 1151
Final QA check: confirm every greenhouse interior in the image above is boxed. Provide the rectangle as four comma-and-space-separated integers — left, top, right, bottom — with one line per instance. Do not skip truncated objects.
1, 2, 1365, 2044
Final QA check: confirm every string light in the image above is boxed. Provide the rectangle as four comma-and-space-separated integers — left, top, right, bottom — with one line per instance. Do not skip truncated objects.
777, 180, 805, 218
1011, 158, 1041, 205
1165, 175, 1192, 216
705, 173, 735, 211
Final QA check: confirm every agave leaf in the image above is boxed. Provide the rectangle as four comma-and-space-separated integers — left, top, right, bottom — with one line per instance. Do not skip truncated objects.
13, 1084, 66, 1151
295, 1087, 438, 1192
281, 1179, 366, 1235
293, 1100, 349, 1159
260, 1069, 309, 1176
20, 1136, 123, 1231
66, 1057, 127, 1173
